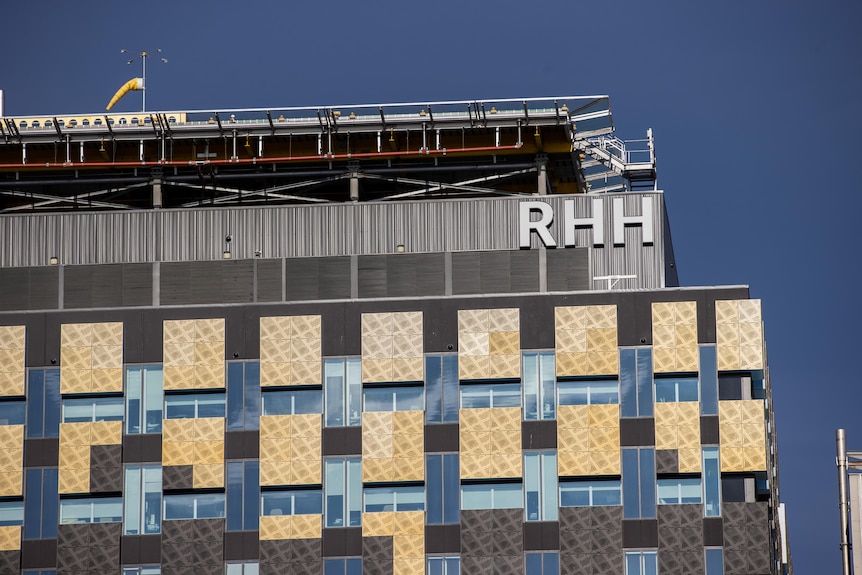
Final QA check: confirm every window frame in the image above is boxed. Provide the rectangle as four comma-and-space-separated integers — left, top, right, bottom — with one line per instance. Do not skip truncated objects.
557, 377, 620, 406
522, 351, 556, 421
163, 391, 226, 419
363, 484, 425, 513
323, 558, 362, 575
261, 388, 322, 416
23, 468, 59, 539
227, 361, 261, 431
59, 496, 123, 524
426, 453, 459, 525
163, 492, 226, 521
425, 355, 459, 424
0, 500, 24, 526
524, 451, 558, 521
26, 369, 60, 439
427, 555, 460, 575
656, 476, 703, 505
123, 465, 162, 536
654, 375, 699, 403
460, 481, 523, 511
362, 383, 424, 413
60, 395, 124, 423
324, 457, 362, 528
227, 460, 260, 531
459, 381, 521, 409
324, 359, 362, 428
125, 365, 164, 435
260, 488, 322, 516
525, 551, 560, 575
624, 550, 658, 575
559, 479, 622, 508
0, 399, 26, 426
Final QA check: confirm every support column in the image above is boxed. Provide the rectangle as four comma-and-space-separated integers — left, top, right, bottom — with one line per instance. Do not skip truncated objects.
348, 161, 360, 202
536, 154, 548, 195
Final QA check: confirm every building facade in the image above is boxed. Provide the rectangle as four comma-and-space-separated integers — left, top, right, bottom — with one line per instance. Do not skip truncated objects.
0, 97, 789, 575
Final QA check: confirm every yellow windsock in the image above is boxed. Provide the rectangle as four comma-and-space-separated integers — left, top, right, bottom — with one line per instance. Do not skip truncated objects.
105, 78, 144, 111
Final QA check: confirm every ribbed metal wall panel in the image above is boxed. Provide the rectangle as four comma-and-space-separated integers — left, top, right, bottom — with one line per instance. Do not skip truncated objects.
0, 192, 667, 289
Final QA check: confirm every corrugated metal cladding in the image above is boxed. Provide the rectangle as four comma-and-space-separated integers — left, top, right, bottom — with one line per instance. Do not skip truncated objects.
0, 192, 668, 289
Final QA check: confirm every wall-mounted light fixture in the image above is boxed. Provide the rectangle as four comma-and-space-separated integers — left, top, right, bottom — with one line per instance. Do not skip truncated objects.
49, 256, 59, 265
396, 244, 405, 253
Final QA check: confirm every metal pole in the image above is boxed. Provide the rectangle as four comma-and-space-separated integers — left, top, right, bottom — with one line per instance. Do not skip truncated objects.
838, 428, 851, 575
141, 51, 147, 113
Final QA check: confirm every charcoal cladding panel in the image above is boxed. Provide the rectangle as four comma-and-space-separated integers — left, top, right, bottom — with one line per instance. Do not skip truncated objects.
286, 256, 351, 301
0, 266, 59, 310
546, 247, 590, 292
357, 253, 445, 298
562, 506, 624, 571
160, 260, 254, 305
255, 259, 283, 302
63, 263, 153, 309
452, 250, 537, 295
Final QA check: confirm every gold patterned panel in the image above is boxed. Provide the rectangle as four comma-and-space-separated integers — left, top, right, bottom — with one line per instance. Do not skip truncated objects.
558, 404, 619, 476
260, 315, 322, 386
652, 302, 699, 373
715, 300, 764, 371
90, 421, 122, 445
259, 414, 321, 486
363, 411, 421, 482
457, 308, 520, 380
163, 319, 225, 390
0, 326, 25, 396
61, 322, 123, 394
0, 425, 23, 497
362, 511, 395, 536
678, 448, 703, 473
0, 526, 21, 551
259, 515, 293, 541
362, 312, 423, 383
555, 305, 618, 377
719, 399, 766, 471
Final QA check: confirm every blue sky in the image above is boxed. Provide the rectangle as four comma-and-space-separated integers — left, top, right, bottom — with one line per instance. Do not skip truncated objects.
3, 0, 861, 570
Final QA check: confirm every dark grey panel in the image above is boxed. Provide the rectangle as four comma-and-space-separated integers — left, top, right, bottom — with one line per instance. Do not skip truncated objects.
559, 507, 591, 533
122, 434, 162, 464
522, 420, 558, 450
719, 374, 744, 400
460, 556, 493, 575
621, 519, 658, 548
90, 465, 123, 493
322, 427, 361, 456
58, 523, 90, 548
121, 534, 161, 565
57, 542, 89, 571
259, 540, 290, 564
24, 438, 58, 467
223, 531, 259, 561
703, 517, 724, 546
722, 477, 746, 503
655, 449, 679, 475
361, 535, 393, 562
523, 521, 560, 551
64, 263, 153, 309
620, 417, 655, 447
546, 247, 589, 292
509, 250, 540, 293
321, 527, 361, 557
21, 539, 57, 569
160, 260, 254, 306
162, 465, 194, 491
518, 296, 556, 350
413, 253, 447, 297
0, 266, 59, 311
479, 251, 511, 294
424, 525, 460, 554
225, 430, 261, 460
701, 416, 720, 445
88, 543, 120, 571
461, 509, 494, 534
256, 259, 283, 303
286, 257, 351, 302
0, 551, 19, 574
451, 253, 479, 296
424, 424, 459, 452
357, 255, 387, 298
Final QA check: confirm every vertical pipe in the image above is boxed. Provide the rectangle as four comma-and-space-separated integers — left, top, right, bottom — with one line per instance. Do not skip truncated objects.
838, 429, 851, 575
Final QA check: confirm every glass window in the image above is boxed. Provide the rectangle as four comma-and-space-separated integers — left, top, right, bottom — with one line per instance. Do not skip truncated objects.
524, 451, 557, 521
126, 366, 163, 434
325, 458, 361, 527
426, 454, 459, 525
123, 465, 161, 535
261, 489, 322, 516
26, 369, 60, 439
363, 385, 424, 412
460, 382, 521, 409
0, 400, 26, 425
703, 447, 721, 517
699, 346, 718, 415
654, 376, 698, 403
625, 551, 658, 575
61, 396, 124, 423
227, 362, 261, 431
557, 378, 618, 406
705, 548, 724, 575
657, 477, 702, 505
225, 563, 259, 575
364, 485, 424, 512
623, 448, 656, 519
427, 556, 460, 575
23, 468, 58, 539
0, 500, 24, 526
460, 483, 523, 510
325, 359, 361, 427
525, 551, 559, 575
24, 571, 57, 575
262, 389, 322, 415
122, 567, 160, 575
323, 558, 361, 575
559, 480, 621, 507
164, 392, 225, 419
59, 497, 122, 524
425, 355, 459, 424
163, 493, 225, 520
620, 349, 653, 418
523, 352, 555, 420
227, 460, 259, 531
